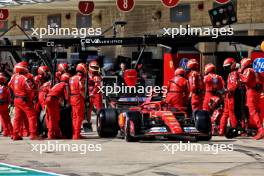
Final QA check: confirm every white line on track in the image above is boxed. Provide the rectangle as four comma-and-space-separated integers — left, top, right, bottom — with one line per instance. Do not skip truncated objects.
0, 162, 66, 176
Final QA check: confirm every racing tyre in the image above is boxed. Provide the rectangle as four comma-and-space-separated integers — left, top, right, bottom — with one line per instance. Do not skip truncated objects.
195, 132, 212, 141
97, 109, 119, 138
125, 111, 141, 142
194, 110, 212, 141
38, 110, 47, 135
59, 106, 73, 139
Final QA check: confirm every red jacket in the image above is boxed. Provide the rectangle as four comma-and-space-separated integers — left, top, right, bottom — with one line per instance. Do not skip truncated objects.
168, 76, 189, 96
187, 70, 204, 93
89, 75, 102, 96
226, 70, 240, 92
39, 81, 51, 103
69, 73, 85, 98
240, 68, 262, 90
34, 75, 44, 88
8, 74, 36, 100
204, 73, 225, 92
47, 82, 69, 102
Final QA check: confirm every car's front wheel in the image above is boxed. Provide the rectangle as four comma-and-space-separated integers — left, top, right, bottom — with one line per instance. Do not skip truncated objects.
194, 110, 212, 141
97, 109, 119, 138
124, 111, 142, 142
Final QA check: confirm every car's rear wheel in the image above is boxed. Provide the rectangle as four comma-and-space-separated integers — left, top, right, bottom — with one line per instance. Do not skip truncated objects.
97, 109, 119, 138
125, 111, 141, 142
194, 110, 212, 141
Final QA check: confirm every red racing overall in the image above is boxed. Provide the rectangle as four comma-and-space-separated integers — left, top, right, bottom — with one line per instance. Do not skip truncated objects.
0, 85, 13, 137
166, 76, 189, 110
219, 70, 239, 135
203, 73, 225, 112
46, 82, 69, 139
9, 74, 38, 140
88, 75, 103, 123
187, 70, 204, 111
70, 73, 85, 139
240, 68, 264, 139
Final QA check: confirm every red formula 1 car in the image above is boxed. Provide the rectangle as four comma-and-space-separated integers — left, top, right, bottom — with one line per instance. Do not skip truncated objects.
96, 98, 212, 142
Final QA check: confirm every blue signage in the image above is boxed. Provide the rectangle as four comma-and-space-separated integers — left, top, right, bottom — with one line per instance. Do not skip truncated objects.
179, 58, 189, 70
253, 58, 264, 73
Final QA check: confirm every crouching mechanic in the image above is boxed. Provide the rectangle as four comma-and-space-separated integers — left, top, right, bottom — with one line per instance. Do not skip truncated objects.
166, 68, 189, 110
219, 58, 239, 136
240, 58, 264, 140
203, 63, 225, 112
45, 73, 70, 139
87, 61, 103, 130
69, 63, 87, 139
0, 73, 13, 138
8, 61, 41, 140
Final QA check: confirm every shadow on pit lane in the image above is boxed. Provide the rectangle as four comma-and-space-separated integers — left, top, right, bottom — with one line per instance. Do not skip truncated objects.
42, 136, 102, 140
138, 138, 197, 143
208, 139, 237, 143
235, 136, 255, 139
138, 139, 237, 143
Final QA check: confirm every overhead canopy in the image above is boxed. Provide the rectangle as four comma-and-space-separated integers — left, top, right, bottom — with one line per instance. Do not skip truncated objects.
21, 35, 264, 49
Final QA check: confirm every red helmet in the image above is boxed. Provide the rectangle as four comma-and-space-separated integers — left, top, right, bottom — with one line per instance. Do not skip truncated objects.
204, 63, 216, 75
14, 61, 29, 74
76, 63, 87, 74
34, 74, 42, 83
174, 68, 186, 76
240, 58, 252, 72
223, 57, 236, 70
60, 73, 71, 83
0, 73, 7, 84
57, 63, 69, 73
89, 60, 100, 74
37, 66, 50, 77
187, 59, 199, 70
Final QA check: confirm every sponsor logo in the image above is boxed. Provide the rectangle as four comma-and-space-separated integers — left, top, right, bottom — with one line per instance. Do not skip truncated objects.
150, 127, 168, 133
179, 58, 189, 70
253, 58, 264, 73
81, 38, 123, 45
183, 127, 199, 133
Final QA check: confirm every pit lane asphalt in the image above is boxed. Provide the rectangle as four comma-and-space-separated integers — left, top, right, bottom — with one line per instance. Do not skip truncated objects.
0, 124, 263, 176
